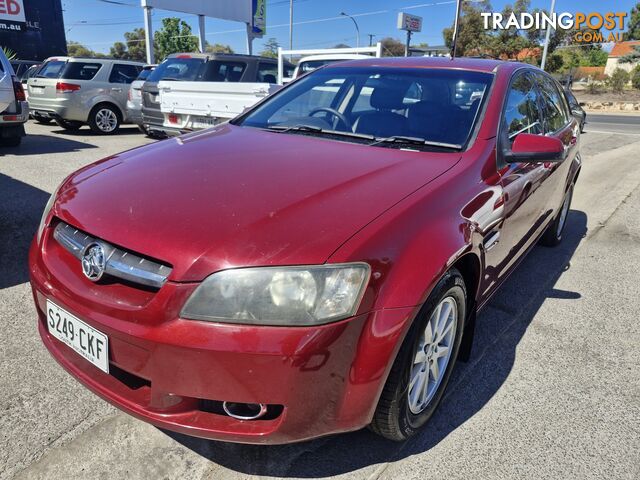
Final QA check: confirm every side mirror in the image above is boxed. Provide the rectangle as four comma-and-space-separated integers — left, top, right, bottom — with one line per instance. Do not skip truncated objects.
504, 133, 564, 163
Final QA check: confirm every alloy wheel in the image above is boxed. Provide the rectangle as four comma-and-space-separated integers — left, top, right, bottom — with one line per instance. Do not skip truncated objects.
408, 296, 457, 414
95, 108, 118, 133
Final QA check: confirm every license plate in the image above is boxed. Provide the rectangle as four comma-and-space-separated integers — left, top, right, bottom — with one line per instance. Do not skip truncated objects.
30, 88, 44, 95
46, 300, 109, 373
192, 116, 217, 129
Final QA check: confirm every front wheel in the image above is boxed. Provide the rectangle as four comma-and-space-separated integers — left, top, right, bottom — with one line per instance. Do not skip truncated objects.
89, 104, 121, 135
370, 269, 466, 441
540, 184, 573, 247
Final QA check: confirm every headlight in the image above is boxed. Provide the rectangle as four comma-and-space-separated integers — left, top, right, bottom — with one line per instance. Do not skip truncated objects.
36, 188, 59, 244
181, 263, 370, 326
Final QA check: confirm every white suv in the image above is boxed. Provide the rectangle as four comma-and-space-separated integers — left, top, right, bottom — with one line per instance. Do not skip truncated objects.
0, 49, 28, 147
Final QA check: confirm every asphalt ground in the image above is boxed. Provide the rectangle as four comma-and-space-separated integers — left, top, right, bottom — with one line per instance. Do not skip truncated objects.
1, 120, 639, 479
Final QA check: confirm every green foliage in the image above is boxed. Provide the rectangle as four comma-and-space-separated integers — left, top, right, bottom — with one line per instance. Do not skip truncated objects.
583, 48, 608, 67
1, 46, 17, 60
110, 41, 129, 59
607, 68, 630, 93
380, 37, 405, 57
66, 41, 95, 57
620, 45, 640, 64
205, 43, 234, 54
545, 53, 564, 73
333, 43, 351, 49
624, 2, 640, 41
154, 18, 199, 61
443, 0, 494, 57
631, 65, 640, 89
260, 38, 280, 58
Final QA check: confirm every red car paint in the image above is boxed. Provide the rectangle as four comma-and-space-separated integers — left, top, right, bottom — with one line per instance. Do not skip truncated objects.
29, 57, 581, 444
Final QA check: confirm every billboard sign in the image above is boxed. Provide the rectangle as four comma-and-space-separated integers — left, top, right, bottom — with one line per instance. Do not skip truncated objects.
141, 0, 252, 23
0, 0, 26, 32
397, 12, 423, 32
252, 0, 266, 37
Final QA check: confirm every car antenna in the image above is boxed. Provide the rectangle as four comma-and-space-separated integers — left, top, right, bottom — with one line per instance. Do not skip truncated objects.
450, 0, 463, 60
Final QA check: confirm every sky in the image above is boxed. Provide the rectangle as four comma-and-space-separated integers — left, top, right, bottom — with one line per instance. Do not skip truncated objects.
62, 0, 638, 55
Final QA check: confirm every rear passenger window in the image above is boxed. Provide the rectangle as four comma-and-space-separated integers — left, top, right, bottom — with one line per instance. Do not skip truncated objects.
109, 64, 142, 84
63, 62, 102, 81
257, 62, 278, 84
201, 61, 246, 82
503, 73, 543, 147
536, 75, 569, 133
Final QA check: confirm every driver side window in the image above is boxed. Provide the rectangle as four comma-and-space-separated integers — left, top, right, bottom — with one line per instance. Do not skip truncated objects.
269, 78, 345, 124
503, 72, 543, 149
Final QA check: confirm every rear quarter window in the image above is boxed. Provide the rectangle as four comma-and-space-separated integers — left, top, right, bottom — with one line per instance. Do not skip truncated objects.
201, 61, 246, 82
62, 62, 102, 81
36, 60, 66, 78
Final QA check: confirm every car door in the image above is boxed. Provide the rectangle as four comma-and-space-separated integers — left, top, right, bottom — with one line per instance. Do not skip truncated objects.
108, 63, 142, 117
481, 70, 554, 296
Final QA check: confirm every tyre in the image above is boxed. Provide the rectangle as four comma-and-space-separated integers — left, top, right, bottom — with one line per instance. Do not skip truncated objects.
540, 184, 573, 247
88, 104, 121, 135
0, 135, 22, 147
55, 119, 83, 131
370, 268, 466, 441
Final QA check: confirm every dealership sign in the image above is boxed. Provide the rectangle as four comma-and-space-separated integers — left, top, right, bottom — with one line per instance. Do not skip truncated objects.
0, 0, 26, 31
397, 12, 422, 32
252, 0, 266, 37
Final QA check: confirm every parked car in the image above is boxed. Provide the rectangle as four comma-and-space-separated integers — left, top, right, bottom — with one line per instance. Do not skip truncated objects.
293, 54, 371, 78
10, 59, 40, 79
564, 88, 586, 132
27, 57, 144, 134
0, 50, 28, 146
141, 53, 293, 137
30, 57, 580, 444
126, 64, 156, 133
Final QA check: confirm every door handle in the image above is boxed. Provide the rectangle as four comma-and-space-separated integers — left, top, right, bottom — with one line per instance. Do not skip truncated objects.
483, 231, 500, 252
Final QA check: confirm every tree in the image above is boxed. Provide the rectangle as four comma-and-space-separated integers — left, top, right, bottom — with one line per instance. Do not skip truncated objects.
110, 41, 130, 59
443, 1, 494, 57
631, 66, 640, 89
154, 17, 199, 61
624, 2, 640, 40
260, 38, 280, 58
333, 43, 351, 49
380, 37, 405, 57
67, 41, 94, 57
607, 68, 630, 93
124, 28, 152, 62
205, 43, 234, 54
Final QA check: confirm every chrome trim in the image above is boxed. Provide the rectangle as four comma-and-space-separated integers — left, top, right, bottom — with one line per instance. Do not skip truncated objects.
53, 222, 171, 288
483, 230, 500, 252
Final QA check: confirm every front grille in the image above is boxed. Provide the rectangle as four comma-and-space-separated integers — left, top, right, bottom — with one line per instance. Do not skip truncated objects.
53, 222, 172, 288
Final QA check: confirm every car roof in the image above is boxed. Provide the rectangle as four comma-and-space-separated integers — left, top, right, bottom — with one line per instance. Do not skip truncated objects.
44, 56, 145, 65
326, 56, 523, 74
299, 54, 373, 62
166, 52, 293, 66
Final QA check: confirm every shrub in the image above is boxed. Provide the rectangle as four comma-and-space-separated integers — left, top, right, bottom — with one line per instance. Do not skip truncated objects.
607, 68, 630, 93
586, 81, 603, 94
632, 66, 640, 90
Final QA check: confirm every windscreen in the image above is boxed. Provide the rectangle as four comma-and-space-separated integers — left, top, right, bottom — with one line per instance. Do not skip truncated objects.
240, 67, 493, 147
147, 57, 205, 82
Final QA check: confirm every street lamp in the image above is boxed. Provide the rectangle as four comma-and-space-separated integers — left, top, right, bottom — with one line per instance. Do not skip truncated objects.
340, 12, 360, 48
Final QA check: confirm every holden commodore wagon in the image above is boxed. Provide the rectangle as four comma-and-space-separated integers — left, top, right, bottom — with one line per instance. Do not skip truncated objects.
30, 57, 580, 444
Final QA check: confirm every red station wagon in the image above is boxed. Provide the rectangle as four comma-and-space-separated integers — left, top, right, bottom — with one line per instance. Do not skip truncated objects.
29, 57, 580, 444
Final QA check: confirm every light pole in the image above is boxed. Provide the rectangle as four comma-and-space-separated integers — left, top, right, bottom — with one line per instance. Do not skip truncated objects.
289, 0, 294, 53
340, 12, 360, 48
540, 0, 556, 71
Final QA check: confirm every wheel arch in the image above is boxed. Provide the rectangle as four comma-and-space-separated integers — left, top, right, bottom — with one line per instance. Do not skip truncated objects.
87, 99, 124, 123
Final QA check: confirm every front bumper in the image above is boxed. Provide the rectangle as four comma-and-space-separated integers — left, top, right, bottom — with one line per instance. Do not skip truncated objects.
29, 235, 415, 444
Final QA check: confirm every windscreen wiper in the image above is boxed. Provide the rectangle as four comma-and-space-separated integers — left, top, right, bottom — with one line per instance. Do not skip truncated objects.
266, 125, 375, 142
369, 135, 462, 150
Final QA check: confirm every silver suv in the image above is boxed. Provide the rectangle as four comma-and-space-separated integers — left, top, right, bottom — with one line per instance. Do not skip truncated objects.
0, 49, 28, 147
27, 57, 144, 134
